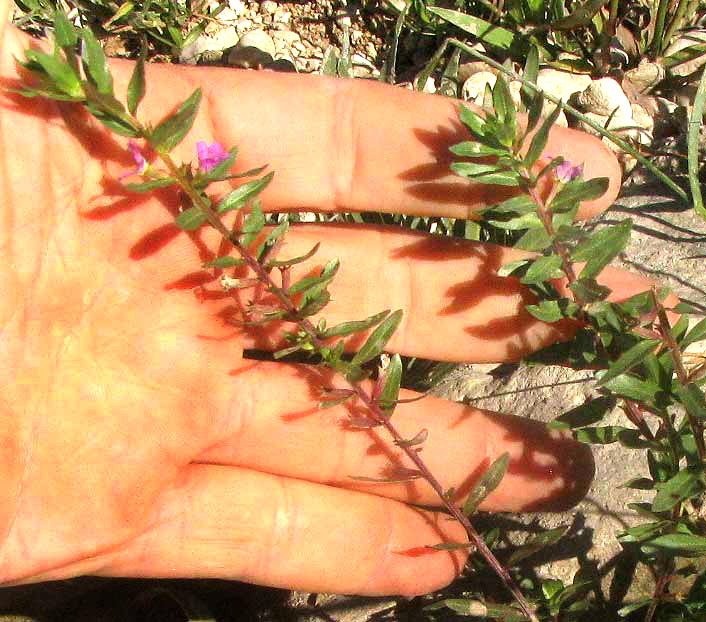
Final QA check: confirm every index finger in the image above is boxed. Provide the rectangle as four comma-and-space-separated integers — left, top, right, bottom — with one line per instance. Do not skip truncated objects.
106, 61, 620, 220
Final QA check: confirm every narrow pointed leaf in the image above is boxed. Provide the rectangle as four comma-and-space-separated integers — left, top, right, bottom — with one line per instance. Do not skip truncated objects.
485, 194, 537, 215
127, 54, 145, 116
675, 383, 706, 420
81, 28, 113, 95
395, 428, 428, 447
572, 219, 632, 280
319, 310, 389, 339
298, 291, 331, 317
524, 103, 561, 168
645, 533, 706, 554
266, 242, 320, 268
525, 299, 579, 323
124, 177, 176, 192
449, 141, 506, 157
596, 339, 660, 386
378, 353, 402, 416
681, 317, 706, 349
151, 88, 202, 152
575, 426, 630, 444
23, 49, 83, 98
463, 452, 509, 516
551, 177, 609, 212
175, 206, 206, 231
507, 526, 568, 566
351, 310, 403, 366
601, 374, 661, 404
54, 10, 78, 48
217, 172, 274, 214
492, 76, 515, 138
202, 255, 244, 269
652, 467, 705, 512
458, 105, 487, 139
287, 259, 340, 295
427, 7, 517, 50
239, 203, 266, 247
548, 396, 616, 430
521, 254, 563, 285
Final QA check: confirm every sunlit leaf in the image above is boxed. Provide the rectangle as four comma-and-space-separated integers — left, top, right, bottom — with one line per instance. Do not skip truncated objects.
550, 177, 609, 212
239, 203, 265, 247
175, 206, 206, 231
151, 88, 202, 152
216, 172, 274, 215
682, 317, 706, 349
395, 428, 428, 447
319, 309, 389, 339
427, 6, 518, 50
462, 452, 509, 516
378, 352, 402, 416
23, 49, 83, 98
523, 103, 561, 168
127, 52, 145, 116
526, 299, 579, 323
124, 177, 176, 192
652, 467, 705, 512
81, 27, 113, 95
602, 374, 662, 404
266, 242, 320, 268
520, 254, 563, 285
449, 141, 506, 157
645, 533, 706, 554
571, 219, 632, 280
595, 339, 660, 386
54, 9, 78, 48
202, 255, 244, 269
351, 309, 403, 366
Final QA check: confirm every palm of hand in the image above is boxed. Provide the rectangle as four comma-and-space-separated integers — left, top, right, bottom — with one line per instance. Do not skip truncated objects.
0, 12, 641, 596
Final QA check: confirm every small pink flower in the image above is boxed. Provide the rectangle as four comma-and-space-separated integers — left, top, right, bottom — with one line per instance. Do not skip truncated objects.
197, 141, 230, 172
555, 159, 584, 183
120, 140, 147, 179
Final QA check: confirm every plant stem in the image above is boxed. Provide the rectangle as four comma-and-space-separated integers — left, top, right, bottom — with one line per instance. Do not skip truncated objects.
155, 147, 540, 622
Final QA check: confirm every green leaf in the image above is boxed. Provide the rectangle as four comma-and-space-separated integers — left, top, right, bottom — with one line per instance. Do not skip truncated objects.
569, 277, 611, 303
256, 219, 289, 261
395, 428, 428, 447
458, 105, 488, 139
571, 219, 632, 280
321, 46, 339, 76
126, 54, 145, 116
85, 103, 139, 137
175, 206, 206, 231
487, 212, 543, 230
239, 203, 265, 247
682, 317, 706, 349
216, 172, 274, 215
523, 103, 561, 168
81, 27, 113, 95
378, 353, 403, 416
427, 6, 517, 50
449, 141, 506, 157
54, 10, 78, 48
548, 396, 616, 430
595, 339, 660, 386
320, 310, 389, 339
551, 177, 609, 212
618, 521, 670, 544
23, 49, 83, 98
575, 425, 630, 444
298, 290, 331, 317
515, 227, 552, 251
485, 194, 537, 215
492, 76, 516, 138
266, 242, 320, 269
525, 90, 544, 135
645, 533, 706, 554
601, 374, 662, 404
351, 310, 403, 367
150, 88, 202, 153
124, 177, 176, 192
288, 259, 340, 296
652, 467, 705, 512
620, 477, 654, 490
202, 255, 244, 269
520, 254, 563, 285
462, 452, 509, 516
450, 161, 511, 177
426, 542, 475, 551
525, 299, 579, 323
675, 383, 706, 420
507, 526, 568, 566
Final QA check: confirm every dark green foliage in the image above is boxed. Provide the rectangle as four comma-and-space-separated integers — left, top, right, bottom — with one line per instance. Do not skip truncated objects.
150, 88, 201, 152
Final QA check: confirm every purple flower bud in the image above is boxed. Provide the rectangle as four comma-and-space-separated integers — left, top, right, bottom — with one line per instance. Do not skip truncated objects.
197, 141, 230, 172
120, 140, 147, 179
555, 159, 584, 183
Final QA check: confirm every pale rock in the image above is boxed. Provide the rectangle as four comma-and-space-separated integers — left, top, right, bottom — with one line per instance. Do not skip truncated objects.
664, 29, 706, 77
235, 29, 275, 56
625, 57, 665, 93
536, 68, 591, 103
178, 26, 238, 64
260, 0, 278, 14
457, 61, 495, 83
630, 103, 654, 144
273, 9, 291, 24
508, 80, 522, 109
237, 17, 253, 31
228, 0, 245, 14
414, 74, 436, 94
461, 70, 495, 103
271, 30, 301, 45
577, 77, 632, 118
579, 111, 639, 145
351, 52, 375, 70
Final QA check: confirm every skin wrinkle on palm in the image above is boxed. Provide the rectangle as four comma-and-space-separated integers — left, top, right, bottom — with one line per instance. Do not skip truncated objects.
0, 2, 683, 604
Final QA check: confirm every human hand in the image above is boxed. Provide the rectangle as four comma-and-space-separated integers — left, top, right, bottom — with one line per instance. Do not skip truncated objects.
0, 3, 655, 597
